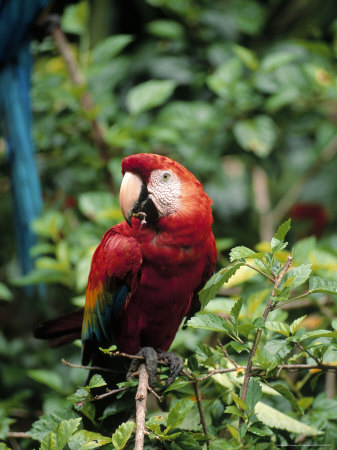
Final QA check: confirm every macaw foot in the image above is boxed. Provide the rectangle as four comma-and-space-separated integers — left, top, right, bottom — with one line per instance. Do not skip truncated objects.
127, 346, 158, 388
157, 350, 184, 391
126, 347, 183, 391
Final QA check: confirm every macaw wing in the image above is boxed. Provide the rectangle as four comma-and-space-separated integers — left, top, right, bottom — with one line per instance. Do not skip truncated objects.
184, 234, 217, 325
82, 227, 142, 364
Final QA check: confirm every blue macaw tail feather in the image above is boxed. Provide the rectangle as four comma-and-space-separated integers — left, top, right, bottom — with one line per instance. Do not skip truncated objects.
0, 45, 43, 274
0, 0, 49, 275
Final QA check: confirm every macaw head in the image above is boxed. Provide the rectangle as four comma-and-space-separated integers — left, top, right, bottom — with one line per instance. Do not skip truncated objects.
120, 153, 213, 232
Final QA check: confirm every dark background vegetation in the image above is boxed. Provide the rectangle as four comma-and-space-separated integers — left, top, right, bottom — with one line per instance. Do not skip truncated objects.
2, 0, 337, 448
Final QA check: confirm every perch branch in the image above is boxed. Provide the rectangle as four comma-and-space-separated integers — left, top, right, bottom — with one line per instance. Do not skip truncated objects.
134, 364, 149, 450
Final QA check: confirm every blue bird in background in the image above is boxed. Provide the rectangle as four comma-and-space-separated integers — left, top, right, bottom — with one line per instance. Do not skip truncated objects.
0, 0, 49, 276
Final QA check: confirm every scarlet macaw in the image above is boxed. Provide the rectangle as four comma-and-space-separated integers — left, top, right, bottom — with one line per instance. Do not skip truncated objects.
36, 153, 217, 388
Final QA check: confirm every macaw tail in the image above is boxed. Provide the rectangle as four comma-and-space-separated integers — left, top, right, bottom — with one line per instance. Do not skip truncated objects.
0, 0, 49, 275
34, 308, 83, 347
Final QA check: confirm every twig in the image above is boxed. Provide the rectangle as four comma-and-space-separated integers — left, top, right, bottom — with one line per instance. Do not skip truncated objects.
218, 339, 239, 368
61, 358, 119, 373
240, 256, 292, 419
244, 263, 275, 283
134, 364, 149, 450
193, 380, 209, 446
148, 385, 162, 402
48, 20, 111, 162
91, 387, 127, 401
7, 432, 30, 439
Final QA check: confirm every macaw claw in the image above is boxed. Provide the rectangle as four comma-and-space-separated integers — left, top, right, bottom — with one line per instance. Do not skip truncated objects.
126, 347, 183, 391
127, 346, 158, 388
158, 350, 184, 391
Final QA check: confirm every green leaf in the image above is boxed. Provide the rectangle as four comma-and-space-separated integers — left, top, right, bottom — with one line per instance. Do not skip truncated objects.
68, 430, 111, 449
30, 409, 78, 443
270, 384, 303, 415
233, 115, 277, 157
232, 394, 247, 412
234, 45, 259, 71
111, 421, 135, 450
290, 315, 307, 335
61, 1, 89, 35
0, 282, 13, 301
298, 329, 337, 341
55, 418, 82, 449
126, 79, 177, 114
309, 276, 337, 294
78, 192, 121, 225
40, 431, 57, 450
199, 262, 244, 309
187, 314, 232, 333
229, 246, 258, 261
166, 398, 194, 430
332, 319, 337, 330
92, 35, 133, 64
265, 321, 290, 337
147, 20, 185, 39
255, 402, 322, 436
88, 374, 107, 389
230, 298, 242, 327
224, 405, 245, 419
245, 378, 262, 413
27, 370, 64, 394
274, 219, 292, 242
248, 422, 273, 437
256, 340, 292, 370
284, 264, 311, 289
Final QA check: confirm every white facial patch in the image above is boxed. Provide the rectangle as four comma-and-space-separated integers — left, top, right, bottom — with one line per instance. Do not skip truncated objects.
147, 169, 181, 217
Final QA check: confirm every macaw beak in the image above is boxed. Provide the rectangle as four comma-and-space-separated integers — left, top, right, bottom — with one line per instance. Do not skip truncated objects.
119, 171, 159, 227
120, 172, 143, 226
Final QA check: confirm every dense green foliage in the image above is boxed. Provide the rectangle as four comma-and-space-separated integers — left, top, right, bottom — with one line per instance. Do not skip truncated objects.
2, 0, 337, 448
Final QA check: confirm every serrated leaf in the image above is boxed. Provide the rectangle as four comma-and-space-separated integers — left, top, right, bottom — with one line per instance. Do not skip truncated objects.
245, 378, 262, 413
290, 315, 307, 335
166, 398, 194, 430
270, 238, 287, 254
256, 340, 292, 370
298, 329, 337, 341
55, 418, 82, 449
232, 393, 247, 412
199, 262, 244, 308
68, 430, 111, 450
309, 276, 337, 295
40, 431, 57, 450
187, 314, 232, 333
270, 384, 303, 415
30, 409, 78, 443
255, 402, 322, 435
111, 421, 135, 450
126, 79, 176, 114
230, 298, 242, 325
229, 246, 255, 261
284, 264, 311, 289
265, 321, 290, 337
224, 405, 245, 419
274, 219, 291, 242
88, 374, 107, 389
249, 423, 273, 437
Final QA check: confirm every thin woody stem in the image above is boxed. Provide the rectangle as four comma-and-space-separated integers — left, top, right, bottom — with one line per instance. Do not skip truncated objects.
192, 380, 209, 446
240, 256, 292, 416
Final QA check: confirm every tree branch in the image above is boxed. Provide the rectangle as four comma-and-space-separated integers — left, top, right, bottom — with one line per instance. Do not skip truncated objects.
134, 364, 149, 450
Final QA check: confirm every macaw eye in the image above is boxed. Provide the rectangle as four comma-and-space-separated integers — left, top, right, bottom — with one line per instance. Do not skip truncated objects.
162, 171, 171, 182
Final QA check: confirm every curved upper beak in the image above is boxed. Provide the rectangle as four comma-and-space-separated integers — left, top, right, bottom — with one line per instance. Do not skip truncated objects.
119, 172, 143, 226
